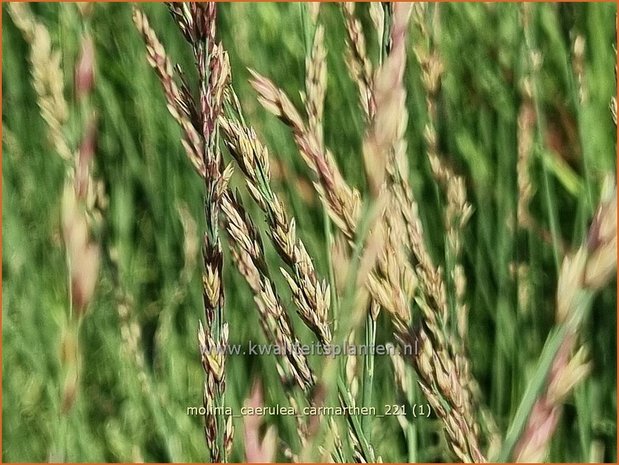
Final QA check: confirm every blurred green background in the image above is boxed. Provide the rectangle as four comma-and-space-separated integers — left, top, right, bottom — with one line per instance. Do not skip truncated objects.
2, 2, 617, 462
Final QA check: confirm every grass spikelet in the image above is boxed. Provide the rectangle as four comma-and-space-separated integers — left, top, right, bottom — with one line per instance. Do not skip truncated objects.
222, 190, 315, 391
341, 2, 374, 118
506, 182, 617, 462
8, 3, 71, 161
248, 69, 362, 241
304, 22, 327, 150
132, 7, 205, 176
220, 100, 332, 345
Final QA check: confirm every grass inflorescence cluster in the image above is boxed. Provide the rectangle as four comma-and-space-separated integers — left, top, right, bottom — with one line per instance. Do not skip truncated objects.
2, 2, 617, 463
